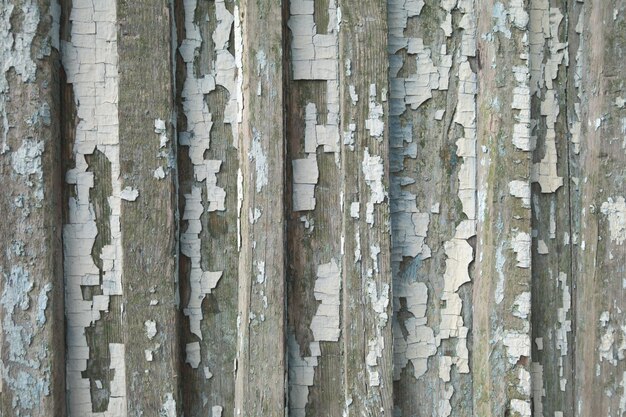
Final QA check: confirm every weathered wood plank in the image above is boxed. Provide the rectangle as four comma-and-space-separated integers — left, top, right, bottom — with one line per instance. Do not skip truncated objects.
285, 0, 392, 415
339, 0, 394, 415
473, 0, 533, 415
570, 1, 626, 416
0, 1, 65, 415
117, 0, 180, 415
388, 0, 476, 414
233, 0, 286, 415
61, 0, 129, 414
285, 0, 346, 415
174, 0, 240, 414
3, 2, 626, 416
529, 0, 573, 415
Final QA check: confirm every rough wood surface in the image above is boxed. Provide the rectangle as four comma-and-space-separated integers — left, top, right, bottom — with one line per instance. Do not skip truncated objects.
233, 0, 286, 415
473, 1, 533, 416
0, 1, 65, 416
117, 1, 180, 415
1, 0, 625, 416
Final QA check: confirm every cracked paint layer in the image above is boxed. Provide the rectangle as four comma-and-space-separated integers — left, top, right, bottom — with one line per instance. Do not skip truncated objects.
1, 0, 42, 155
388, 3, 476, 412
61, 0, 128, 413
179, 0, 241, 365
289, 0, 340, 212
1, 266, 51, 413
601, 197, 626, 245
362, 148, 386, 226
529, 3, 566, 193
288, 260, 341, 416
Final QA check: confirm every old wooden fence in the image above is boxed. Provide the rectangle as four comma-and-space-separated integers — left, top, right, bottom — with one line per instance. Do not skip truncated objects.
1, 0, 625, 416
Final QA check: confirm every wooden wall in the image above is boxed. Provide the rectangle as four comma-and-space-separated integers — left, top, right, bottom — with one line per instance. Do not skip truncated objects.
1, 0, 625, 416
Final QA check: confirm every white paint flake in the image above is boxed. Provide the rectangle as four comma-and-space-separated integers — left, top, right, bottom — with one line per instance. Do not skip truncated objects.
186, 342, 201, 369
153, 166, 166, 180
145, 320, 157, 340
511, 65, 533, 151
503, 331, 531, 364
249, 128, 268, 192
1, 0, 41, 154
310, 260, 342, 341
509, 180, 531, 207
160, 392, 176, 417
120, 187, 139, 201
511, 398, 531, 417
365, 84, 384, 138
154, 118, 168, 148
601, 197, 626, 245
362, 148, 386, 225
512, 232, 531, 268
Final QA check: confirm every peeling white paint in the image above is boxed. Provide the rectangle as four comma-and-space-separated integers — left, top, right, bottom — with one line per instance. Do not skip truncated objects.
531, 362, 545, 415
160, 392, 176, 417
61, 0, 128, 412
186, 342, 201, 369
508, 180, 531, 208
310, 260, 341, 341
288, 0, 341, 214
145, 320, 157, 340
556, 272, 571, 359
120, 187, 139, 201
249, 128, 268, 192
601, 197, 626, 245
503, 331, 531, 364
365, 84, 384, 139
512, 232, 531, 268
362, 148, 386, 225
393, 281, 436, 380
289, 258, 342, 414
389, 1, 476, 402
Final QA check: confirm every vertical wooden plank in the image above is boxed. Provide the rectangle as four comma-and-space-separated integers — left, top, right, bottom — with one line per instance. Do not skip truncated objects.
174, 0, 240, 414
234, 0, 286, 415
285, 0, 392, 415
285, 0, 347, 415
0, 1, 65, 415
474, 0, 533, 415
529, 0, 574, 415
339, 0, 394, 415
387, 0, 477, 414
570, 1, 626, 416
116, 0, 181, 415
61, 0, 129, 414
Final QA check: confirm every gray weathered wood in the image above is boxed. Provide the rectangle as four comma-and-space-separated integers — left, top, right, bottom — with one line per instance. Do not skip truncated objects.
0, 1, 65, 416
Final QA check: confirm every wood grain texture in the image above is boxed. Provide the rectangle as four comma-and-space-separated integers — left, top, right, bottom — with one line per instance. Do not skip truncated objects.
474, 0, 533, 415
571, 1, 626, 416
1, 1, 625, 416
339, 0, 394, 415
174, 0, 240, 414
0, 1, 65, 416
234, 0, 286, 415
117, 0, 180, 415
